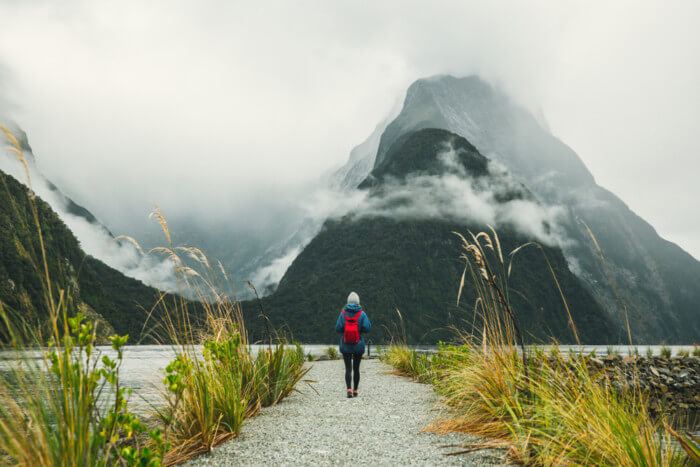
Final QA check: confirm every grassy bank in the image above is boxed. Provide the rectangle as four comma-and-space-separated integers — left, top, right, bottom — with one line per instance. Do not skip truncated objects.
381, 229, 696, 465
0, 126, 308, 465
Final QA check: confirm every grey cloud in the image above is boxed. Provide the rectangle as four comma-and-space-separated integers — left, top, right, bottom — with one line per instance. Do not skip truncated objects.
0, 0, 696, 271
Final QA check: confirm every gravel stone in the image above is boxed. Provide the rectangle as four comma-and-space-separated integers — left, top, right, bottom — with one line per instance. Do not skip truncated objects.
188, 360, 506, 466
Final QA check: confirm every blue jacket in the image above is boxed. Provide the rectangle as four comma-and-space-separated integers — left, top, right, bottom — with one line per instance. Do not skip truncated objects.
335, 303, 371, 355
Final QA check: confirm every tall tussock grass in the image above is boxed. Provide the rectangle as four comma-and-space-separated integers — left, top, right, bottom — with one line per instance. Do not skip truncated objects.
0, 124, 166, 465
379, 310, 434, 383
0, 126, 308, 465
385, 227, 688, 465
127, 209, 309, 465
381, 344, 433, 383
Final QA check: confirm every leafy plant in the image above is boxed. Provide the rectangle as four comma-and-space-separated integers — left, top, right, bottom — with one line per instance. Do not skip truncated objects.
677, 349, 689, 357
0, 310, 166, 466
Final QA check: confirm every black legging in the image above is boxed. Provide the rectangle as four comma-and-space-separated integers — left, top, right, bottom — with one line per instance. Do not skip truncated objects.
343, 353, 362, 390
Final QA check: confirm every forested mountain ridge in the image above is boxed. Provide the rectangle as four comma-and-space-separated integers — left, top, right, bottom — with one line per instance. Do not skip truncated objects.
242, 129, 620, 344
0, 168, 161, 342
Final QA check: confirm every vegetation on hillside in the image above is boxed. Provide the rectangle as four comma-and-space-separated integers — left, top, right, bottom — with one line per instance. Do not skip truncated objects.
0, 163, 161, 341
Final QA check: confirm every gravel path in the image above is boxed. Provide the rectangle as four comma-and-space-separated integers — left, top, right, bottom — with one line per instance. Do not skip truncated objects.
189, 359, 506, 466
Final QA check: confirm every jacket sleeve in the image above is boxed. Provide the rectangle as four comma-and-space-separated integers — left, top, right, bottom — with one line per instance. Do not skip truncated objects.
335, 312, 344, 334
361, 312, 371, 334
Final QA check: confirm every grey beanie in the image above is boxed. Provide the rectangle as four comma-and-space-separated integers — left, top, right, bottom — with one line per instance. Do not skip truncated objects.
347, 291, 360, 305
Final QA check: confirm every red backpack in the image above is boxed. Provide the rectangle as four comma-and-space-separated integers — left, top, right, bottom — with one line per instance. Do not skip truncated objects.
342, 309, 362, 344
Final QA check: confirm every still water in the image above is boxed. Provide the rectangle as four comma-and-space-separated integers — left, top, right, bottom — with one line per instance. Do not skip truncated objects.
1, 344, 696, 414
0, 344, 334, 413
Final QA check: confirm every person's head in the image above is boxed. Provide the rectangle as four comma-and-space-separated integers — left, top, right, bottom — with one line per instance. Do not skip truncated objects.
347, 291, 360, 305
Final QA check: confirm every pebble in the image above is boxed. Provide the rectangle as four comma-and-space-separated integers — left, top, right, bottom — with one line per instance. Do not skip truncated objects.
188, 360, 506, 466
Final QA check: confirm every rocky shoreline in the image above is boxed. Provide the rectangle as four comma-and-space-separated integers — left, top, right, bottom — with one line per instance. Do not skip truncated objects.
320, 349, 699, 425
584, 355, 699, 424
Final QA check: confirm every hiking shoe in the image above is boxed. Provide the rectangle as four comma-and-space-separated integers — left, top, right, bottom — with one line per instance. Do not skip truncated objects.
347, 389, 353, 398
353, 390, 358, 397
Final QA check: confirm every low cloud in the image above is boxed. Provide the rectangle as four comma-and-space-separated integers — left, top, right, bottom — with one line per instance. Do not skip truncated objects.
250, 246, 301, 293
251, 146, 571, 292
1, 140, 178, 291
350, 147, 569, 247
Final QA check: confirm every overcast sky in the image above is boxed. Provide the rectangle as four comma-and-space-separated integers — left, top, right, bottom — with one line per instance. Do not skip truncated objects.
0, 0, 698, 259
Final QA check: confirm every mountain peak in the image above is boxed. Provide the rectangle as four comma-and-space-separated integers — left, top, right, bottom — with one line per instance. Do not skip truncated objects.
374, 74, 595, 194
325, 74, 700, 341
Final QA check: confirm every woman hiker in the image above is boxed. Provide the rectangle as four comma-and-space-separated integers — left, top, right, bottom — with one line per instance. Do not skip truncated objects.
335, 291, 371, 398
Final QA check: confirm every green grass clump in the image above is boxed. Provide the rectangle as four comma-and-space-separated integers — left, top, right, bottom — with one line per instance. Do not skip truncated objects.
325, 346, 339, 360
0, 126, 167, 465
380, 345, 433, 383
676, 349, 689, 357
647, 346, 654, 358
660, 346, 672, 358
693, 346, 700, 357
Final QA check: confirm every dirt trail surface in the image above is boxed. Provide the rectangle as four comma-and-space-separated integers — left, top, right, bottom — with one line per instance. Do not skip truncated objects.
189, 359, 506, 466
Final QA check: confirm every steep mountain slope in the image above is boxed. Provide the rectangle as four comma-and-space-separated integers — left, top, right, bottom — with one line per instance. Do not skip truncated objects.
0, 168, 161, 342
0, 121, 181, 294
330, 75, 699, 343
243, 129, 618, 344
0, 123, 114, 235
